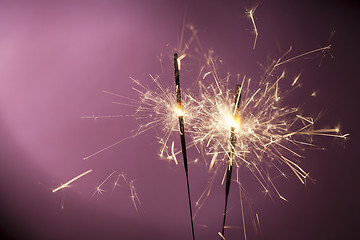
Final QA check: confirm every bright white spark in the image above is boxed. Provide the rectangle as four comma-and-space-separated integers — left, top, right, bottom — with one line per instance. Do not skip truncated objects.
52, 169, 93, 193
247, 5, 259, 50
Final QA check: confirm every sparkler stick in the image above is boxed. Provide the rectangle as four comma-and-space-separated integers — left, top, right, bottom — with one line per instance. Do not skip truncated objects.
221, 84, 242, 238
174, 52, 195, 240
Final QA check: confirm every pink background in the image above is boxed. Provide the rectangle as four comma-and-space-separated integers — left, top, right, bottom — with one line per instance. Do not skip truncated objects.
0, 0, 358, 239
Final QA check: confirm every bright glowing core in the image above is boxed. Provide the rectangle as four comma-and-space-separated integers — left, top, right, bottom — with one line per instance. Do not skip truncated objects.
176, 107, 184, 117
226, 114, 241, 132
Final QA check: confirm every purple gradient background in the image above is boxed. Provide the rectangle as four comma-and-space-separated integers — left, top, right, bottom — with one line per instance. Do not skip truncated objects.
0, 0, 358, 239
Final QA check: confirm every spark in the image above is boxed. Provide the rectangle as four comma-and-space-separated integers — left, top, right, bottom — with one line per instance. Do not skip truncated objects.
311, 90, 318, 97
83, 134, 135, 160
82, 114, 131, 120
129, 180, 141, 215
61, 197, 65, 211
177, 54, 186, 71
52, 169, 92, 193
203, 71, 211, 79
291, 72, 302, 86
254, 213, 262, 236
91, 171, 116, 198
90, 171, 141, 213
218, 232, 226, 240
247, 5, 259, 50
239, 183, 247, 240
171, 141, 179, 165
275, 45, 331, 67
112, 173, 122, 192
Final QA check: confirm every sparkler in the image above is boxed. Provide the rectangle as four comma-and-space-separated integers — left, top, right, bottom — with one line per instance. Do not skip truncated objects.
221, 84, 242, 238
174, 52, 195, 240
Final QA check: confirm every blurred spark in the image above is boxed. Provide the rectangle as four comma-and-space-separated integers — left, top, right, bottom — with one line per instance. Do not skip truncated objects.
129, 180, 141, 215
291, 72, 302, 86
171, 141, 179, 165
275, 45, 331, 67
218, 232, 226, 240
52, 169, 92, 193
247, 5, 259, 50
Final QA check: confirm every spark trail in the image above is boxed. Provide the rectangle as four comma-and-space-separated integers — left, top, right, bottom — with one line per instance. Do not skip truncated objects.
247, 5, 259, 50
52, 169, 93, 193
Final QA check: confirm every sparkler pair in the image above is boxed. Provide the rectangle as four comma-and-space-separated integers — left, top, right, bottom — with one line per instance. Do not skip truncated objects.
174, 52, 243, 240
53, 8, 349, 239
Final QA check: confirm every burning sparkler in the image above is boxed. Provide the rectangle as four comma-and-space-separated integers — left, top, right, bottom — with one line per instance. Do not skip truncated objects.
174, 52, 196, 240
221, 84, 242, 238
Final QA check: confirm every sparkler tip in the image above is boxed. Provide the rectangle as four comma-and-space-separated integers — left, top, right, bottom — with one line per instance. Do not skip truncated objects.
176, 106, 184, 117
